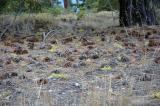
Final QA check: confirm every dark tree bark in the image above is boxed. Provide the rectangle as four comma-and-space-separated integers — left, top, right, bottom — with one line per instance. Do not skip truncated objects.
64, 0, 68, 8
119, 0, 158, 26
64, 0, 70, 9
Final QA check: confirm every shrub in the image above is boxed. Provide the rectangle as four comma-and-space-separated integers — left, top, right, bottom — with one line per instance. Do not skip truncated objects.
42, 7, 62, 16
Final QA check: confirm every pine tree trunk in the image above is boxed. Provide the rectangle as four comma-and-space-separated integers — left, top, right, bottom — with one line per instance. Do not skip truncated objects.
64, 0, 68, 8
119, 0, 158, 26
64, 0, 70, 9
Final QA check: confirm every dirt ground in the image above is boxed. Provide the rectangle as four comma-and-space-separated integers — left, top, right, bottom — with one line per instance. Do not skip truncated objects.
0, 15, 160, 106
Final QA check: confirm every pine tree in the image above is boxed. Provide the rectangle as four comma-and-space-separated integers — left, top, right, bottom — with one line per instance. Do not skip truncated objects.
119, 0, 158, 26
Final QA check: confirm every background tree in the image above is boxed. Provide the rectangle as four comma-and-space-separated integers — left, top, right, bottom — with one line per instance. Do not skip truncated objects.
97, 0, 119, 11
64, 0, 71, 9
0, 0, 8, 13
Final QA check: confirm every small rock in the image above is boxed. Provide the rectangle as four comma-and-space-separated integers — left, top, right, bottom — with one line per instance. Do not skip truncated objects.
74, 82, 80, 88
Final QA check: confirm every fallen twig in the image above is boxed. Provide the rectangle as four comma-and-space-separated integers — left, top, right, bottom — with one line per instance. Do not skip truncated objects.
42, 30, 55, 43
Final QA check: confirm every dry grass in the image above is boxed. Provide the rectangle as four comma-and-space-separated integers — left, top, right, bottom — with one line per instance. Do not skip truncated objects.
0, 13, 56, 26
0, 13, 57, 36
0, 11, 119, 32
55, 13, 77, 21
82, 11, 119, 28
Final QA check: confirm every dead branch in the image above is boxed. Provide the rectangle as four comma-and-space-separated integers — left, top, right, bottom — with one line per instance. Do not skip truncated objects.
42, 30, 55, 43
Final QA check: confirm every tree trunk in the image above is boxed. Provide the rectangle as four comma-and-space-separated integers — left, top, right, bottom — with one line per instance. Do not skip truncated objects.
64, 0, 68, 8
119, 0, 158, 26
64, 0, 70, 9
76, 0, 79, 8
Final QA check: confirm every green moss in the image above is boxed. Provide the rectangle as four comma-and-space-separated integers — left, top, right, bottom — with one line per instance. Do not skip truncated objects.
101, 66, 112, 71
0, 90, 12, 99
48, 73, 68, 80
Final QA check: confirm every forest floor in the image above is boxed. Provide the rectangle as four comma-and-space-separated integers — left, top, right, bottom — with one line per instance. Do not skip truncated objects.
0, 12, 160, 106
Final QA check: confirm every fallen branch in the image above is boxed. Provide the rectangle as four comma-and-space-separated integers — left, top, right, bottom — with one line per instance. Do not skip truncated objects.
42, 30, 55, 43
39, 30, 55, 49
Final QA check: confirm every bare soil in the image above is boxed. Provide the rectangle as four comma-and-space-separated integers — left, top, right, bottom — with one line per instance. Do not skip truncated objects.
0, 22, 160, 106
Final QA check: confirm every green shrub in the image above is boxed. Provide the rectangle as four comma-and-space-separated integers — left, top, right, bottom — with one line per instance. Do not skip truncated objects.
77, 10, 85, 20
86, 0, 119, 11
42, 7, 62, 16
97, 0, 119, 11
77, 7, 86, 20
1, 0, 42, 13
